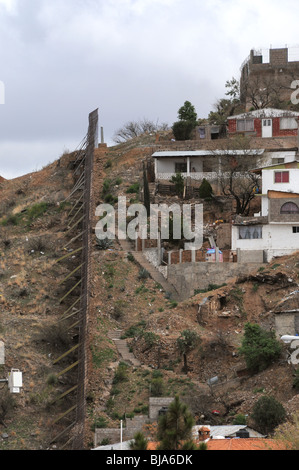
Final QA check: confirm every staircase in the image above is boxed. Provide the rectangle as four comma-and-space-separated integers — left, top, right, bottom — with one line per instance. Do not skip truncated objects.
116, 235, 181, 302
108, 329, 141, 367
132, 251, 180, 302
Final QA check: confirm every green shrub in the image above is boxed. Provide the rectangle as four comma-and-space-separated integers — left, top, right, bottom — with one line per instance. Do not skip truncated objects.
104, 193, 118, 204
172, 120, 194, 140
96, 239, 114, 250
113, 362, 129, 384
26, 202, 49, 224
251, 396, 286, 434
102, 179, 111, 195
138, 268, 150, 280
233, 414, 247, 425
126, 183, 140, 194
199, 178, 213, 199
170, 173, 184, 196
238, 323, 282, 373
150, 378, 164, 397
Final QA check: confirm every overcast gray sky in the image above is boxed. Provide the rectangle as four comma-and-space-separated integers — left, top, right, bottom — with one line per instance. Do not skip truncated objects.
1, 0, 299, 179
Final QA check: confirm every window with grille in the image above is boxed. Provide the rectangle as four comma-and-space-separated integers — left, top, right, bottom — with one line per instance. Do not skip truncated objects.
274, 171, 289, 183
280, 202, 299, 214
236, 119, 254, 132
293, 226, 299, 233
238, 226, 262, 239
280, 117, 298, 130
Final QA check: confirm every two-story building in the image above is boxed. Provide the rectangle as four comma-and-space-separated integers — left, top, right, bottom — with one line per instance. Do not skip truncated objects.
232, 160, 299, 262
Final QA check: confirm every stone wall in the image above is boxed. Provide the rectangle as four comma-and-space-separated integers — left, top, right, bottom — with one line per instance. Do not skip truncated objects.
269, 198, 299, 223
167, 262, 264, 300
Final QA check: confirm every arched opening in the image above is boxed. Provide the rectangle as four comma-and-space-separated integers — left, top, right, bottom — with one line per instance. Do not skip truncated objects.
280, 202, 299, 214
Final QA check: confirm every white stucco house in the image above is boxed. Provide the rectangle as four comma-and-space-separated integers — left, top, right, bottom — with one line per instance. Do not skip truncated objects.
152, 149, 298, 185
232, 160, 299, 262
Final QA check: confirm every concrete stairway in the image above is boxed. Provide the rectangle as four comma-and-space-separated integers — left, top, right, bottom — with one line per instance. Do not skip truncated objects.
132, 251, 180, 302
116, 235, 180, 302
108, 329, 141, 367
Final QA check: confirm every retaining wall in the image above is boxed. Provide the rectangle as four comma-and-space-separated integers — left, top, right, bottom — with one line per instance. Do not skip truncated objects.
167, 262, 264, 299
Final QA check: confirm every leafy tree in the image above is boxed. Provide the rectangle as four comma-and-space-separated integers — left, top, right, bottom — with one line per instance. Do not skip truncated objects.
129, 431, 148, 450
238, 323, 282, 373
208, 98, 238, 137
177, 101, 198, 124
177, 330, 200, 372
172, 101, 198, 140
251, 396, 286, 435
157, 395, 195, 450
225, 77, 241, 101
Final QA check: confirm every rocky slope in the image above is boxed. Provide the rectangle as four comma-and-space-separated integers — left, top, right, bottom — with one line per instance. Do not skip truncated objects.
0, 138, 298, 450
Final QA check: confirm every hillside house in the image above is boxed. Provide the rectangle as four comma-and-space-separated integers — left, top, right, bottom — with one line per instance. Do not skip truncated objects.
232, 160, 299, 262
227, 108, 299, 139
152, 149, 264, 183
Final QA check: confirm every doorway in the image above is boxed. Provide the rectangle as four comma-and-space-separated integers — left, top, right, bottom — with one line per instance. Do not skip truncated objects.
262, 119, 272, 138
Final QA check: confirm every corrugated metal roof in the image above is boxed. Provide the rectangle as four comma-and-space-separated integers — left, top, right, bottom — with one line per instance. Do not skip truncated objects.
193, 425, 265, 438
152, 150, 264, 158
227, 108, 299, 119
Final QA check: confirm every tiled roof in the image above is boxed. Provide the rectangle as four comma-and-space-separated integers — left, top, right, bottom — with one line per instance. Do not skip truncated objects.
206, 438, 286, 451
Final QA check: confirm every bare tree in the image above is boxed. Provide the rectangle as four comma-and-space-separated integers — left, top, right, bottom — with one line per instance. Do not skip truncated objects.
243, 74, 295, 110
214, 136, 261, 215
113, 119, 169, 143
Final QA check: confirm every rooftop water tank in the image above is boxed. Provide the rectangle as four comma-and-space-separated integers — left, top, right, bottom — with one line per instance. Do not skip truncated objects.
236, 429, 250, 439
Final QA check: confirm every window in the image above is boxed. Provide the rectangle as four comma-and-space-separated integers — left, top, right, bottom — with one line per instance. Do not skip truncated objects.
198, 127, 206, 139
281, 202, 299, 214
280, 117, 298, 130
293, 227, 299, 233
274, 171, 289, 183
175, 163, 187, 173
272, 158, 285, 165
263, 119, 272, 127
239, 226, 262, 240
236, 119, 254, 132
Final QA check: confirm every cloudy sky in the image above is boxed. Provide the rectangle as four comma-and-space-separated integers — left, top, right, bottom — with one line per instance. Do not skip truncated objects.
1, 0, 299, 179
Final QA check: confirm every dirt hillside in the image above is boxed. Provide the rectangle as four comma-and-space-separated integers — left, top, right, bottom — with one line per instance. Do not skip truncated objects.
0, 138, 298, 450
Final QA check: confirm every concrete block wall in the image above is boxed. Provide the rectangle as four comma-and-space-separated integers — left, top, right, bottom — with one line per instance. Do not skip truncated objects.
149, 397, 175, 420
94, 415, 149, 447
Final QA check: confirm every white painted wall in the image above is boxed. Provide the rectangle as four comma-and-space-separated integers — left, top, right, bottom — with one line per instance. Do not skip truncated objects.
155, 157, 203, 174
232, 223, 299, 261
261, 168, 299, 194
